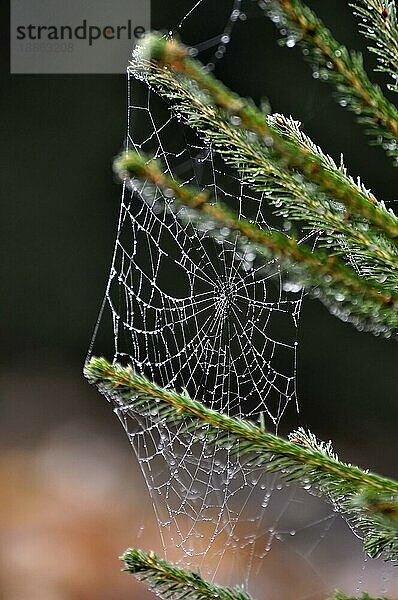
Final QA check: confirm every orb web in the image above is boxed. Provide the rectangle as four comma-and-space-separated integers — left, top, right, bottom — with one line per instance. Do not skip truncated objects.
88, 3, 398, 597
110, 136, 302, 424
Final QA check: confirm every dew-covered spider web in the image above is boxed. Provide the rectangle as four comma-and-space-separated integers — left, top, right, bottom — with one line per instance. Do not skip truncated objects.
88, 2, 397, 598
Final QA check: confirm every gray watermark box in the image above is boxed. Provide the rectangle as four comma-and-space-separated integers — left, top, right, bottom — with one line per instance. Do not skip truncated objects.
11, 0, 150, 74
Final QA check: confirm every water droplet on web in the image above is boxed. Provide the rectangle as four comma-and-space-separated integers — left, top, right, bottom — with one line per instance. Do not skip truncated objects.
230, 115, 242, 126
283, 220, 292, 231
263, 135, 274, 147
164, 188, 174, 199
286, 35, 296, 48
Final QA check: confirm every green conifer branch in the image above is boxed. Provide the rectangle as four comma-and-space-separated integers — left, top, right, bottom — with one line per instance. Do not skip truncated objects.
350, 0, 398, 91
331, 594, 388, 600
131, 34, 398, 241
84, 357, 398, 561
258, 0, 398, 161
115, 150, 398, 338
130, 47, 398, 289
122, 549, 253, 600
122, 549, 389, 600
250, 113, 398, 289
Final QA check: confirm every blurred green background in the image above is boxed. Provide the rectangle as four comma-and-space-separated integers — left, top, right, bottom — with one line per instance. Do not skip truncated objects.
1, 1, 397, 598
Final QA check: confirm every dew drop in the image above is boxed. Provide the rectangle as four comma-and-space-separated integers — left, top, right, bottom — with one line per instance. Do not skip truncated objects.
230, 115, 242, 126
286, 35, 296, 48
263, 135, 274, 147
164, 187, 175, 199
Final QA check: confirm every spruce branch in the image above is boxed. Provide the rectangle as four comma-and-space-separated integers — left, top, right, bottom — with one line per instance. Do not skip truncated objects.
115, 150, 398, 338
122, 550, 389, 600
264, 114, 398, 290
85, 357, 398, 561
131, 33, 398, 242
130, 46, 398, 290
257, 0, 398, 161
122, 548, 253, 600
330, 594, 388, 600
350, 0, 398, 92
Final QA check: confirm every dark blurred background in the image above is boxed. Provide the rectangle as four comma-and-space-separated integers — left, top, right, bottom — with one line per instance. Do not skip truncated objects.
1, 1, 397, 598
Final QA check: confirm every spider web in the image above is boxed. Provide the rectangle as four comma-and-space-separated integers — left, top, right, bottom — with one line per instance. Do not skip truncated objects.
88, 2, 397, 597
